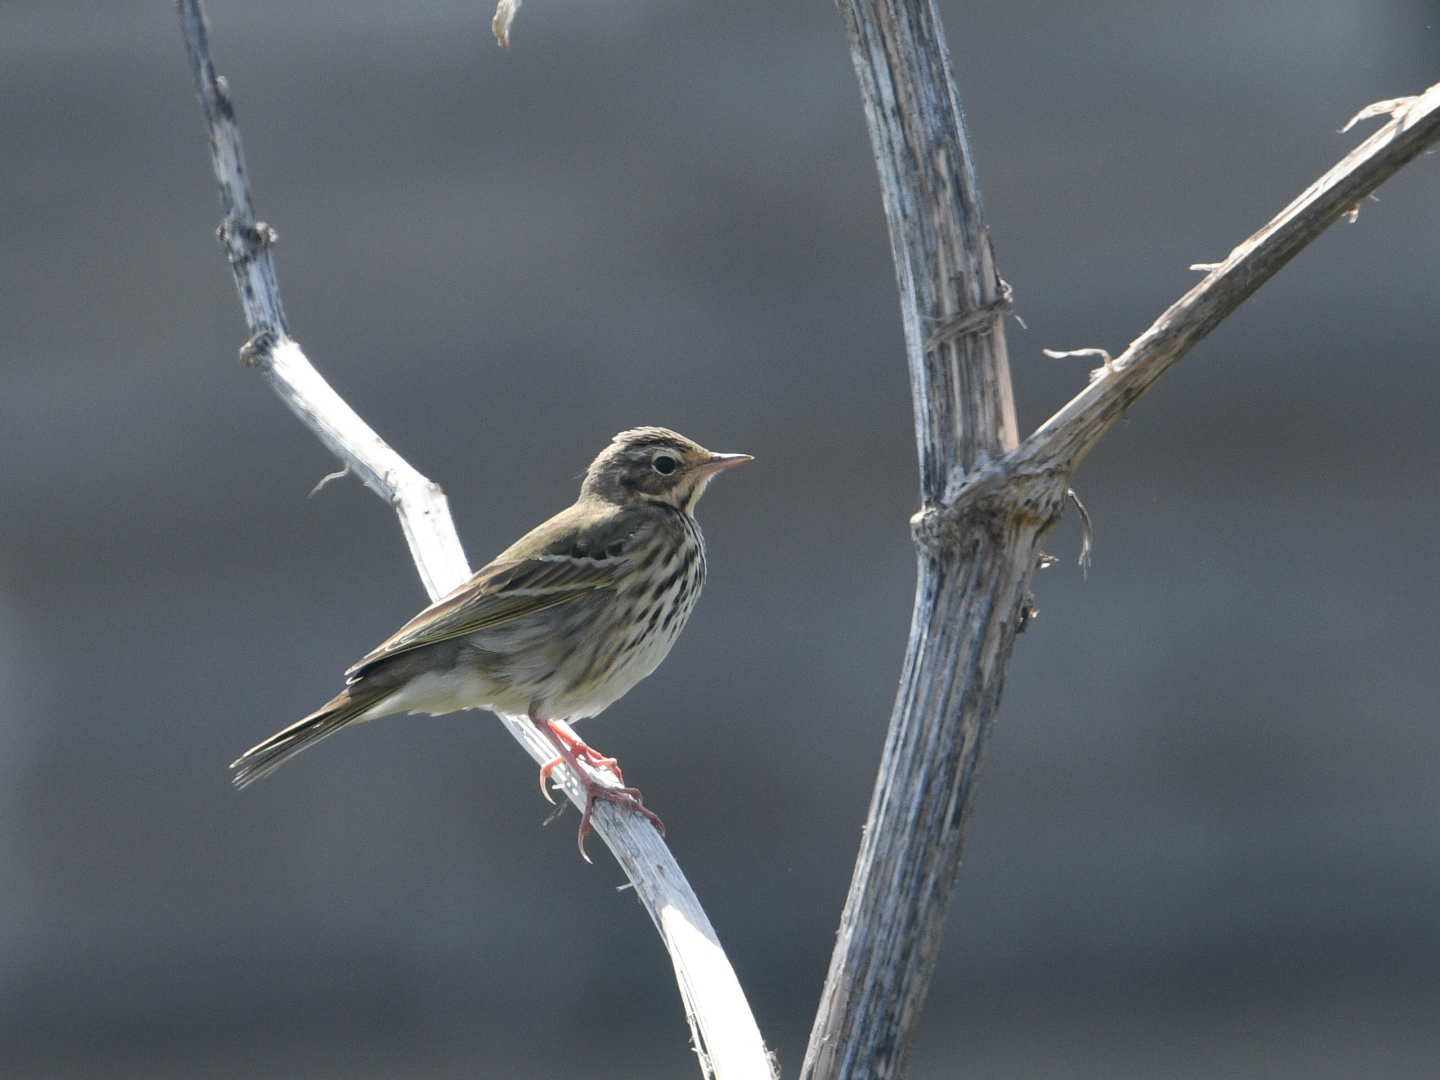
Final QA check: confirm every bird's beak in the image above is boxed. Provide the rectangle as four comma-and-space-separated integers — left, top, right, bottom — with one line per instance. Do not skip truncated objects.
693, 452, 753, 477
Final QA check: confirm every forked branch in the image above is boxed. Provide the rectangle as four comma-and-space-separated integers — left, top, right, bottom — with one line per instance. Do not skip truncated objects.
802, 0, 1440, 1072
177, 3, 772, 1077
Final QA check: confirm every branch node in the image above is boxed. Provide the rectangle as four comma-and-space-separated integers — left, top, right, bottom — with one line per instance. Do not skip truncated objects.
218, 219, 279, 266
909, 505, 959, 550
212, 74, 234, 113
924, 281, 1014, 351
911, 463, 1069, 554
238, 329, 280, 369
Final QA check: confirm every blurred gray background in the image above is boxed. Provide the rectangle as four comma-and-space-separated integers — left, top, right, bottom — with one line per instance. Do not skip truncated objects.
1, 1, 1438, 1077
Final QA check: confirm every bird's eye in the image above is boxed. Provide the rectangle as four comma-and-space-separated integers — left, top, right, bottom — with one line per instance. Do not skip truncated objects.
652, 455, 678, 475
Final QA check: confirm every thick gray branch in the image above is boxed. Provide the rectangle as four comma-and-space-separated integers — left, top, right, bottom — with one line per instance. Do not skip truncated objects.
801, 1, 1023, 1077
835, 0, 1018, 495
178, 4, 772, 1076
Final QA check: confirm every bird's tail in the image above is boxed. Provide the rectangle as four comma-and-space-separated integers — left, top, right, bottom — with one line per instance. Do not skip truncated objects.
231, 684, 388, 788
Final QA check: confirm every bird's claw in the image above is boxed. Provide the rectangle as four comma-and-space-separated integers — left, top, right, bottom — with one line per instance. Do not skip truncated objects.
531, 715, 663, 858
576, 781, 666, 860
538, 755, 563, 804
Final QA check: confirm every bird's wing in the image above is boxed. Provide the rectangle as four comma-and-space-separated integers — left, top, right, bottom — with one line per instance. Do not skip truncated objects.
344, 503, 652, 680
345, 555, 619, 680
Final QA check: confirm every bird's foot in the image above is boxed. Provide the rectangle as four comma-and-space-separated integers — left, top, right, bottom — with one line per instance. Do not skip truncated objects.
576, 777, 665, 861
536, 720, 624, 801
548, 719, 625, 782
531, 715, 664, 860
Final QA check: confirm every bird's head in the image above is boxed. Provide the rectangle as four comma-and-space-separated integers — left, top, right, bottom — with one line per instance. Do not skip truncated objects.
582, 427, 751, 512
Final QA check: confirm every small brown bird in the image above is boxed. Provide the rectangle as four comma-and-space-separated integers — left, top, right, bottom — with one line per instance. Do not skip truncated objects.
232, 427, 751, 854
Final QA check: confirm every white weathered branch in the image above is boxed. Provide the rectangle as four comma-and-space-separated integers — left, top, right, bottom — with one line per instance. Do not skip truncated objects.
804, 0, 1440, 1072
178, 3, 772, 1077
239, 334, 472, 600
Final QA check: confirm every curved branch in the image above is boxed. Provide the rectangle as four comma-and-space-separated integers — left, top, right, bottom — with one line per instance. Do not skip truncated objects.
177, 4, 773, 1077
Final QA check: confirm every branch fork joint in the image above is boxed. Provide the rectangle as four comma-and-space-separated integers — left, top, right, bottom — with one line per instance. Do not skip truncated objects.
238, 328, 282, 369
910, 460, 1069, 553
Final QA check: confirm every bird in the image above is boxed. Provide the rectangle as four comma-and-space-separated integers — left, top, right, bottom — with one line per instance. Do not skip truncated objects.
231, 427, 751, 856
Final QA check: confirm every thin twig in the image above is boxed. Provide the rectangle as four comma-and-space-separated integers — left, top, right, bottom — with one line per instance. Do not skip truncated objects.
177, 4, 772, 1077
308, 463, 350, 497
1066, 488, 1093, 575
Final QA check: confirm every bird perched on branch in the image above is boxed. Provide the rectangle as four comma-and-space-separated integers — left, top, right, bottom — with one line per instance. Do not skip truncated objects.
231, 427, 751, 855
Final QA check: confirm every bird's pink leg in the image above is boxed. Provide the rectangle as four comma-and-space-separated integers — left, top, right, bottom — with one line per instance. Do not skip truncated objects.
537, 725, 617, 804
548, 719, 625, 783
529, 713, 665, 860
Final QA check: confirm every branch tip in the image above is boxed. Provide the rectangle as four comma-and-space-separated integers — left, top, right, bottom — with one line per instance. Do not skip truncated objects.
493, 0, 521, 48
309, 465, 350, 497
1044, 346, 1115, 381
1066, 488, 1093, 577
1341, 96, 1419, 134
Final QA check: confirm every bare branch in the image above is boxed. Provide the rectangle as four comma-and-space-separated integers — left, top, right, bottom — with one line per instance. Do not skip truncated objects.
177, 3, 772, 1076
236, 332, 471, 600
835, 0, 1018, 496
801, 0, 1025, 1076
1018, 80, 1440, 478
805, 1, 1440, 1074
